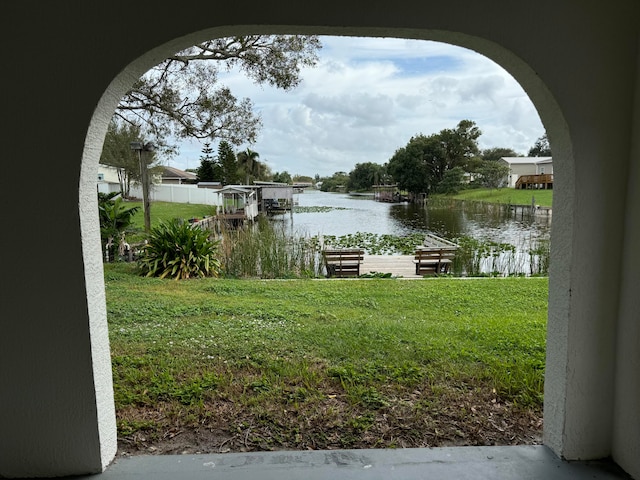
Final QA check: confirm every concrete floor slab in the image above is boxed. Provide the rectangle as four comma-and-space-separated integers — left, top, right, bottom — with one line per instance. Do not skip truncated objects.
67, 446, 632, 480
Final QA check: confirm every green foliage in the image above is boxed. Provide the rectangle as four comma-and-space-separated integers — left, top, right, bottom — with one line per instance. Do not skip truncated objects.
475, 161, 510, 189
347, 162, 387, 191
219, 216, 321, 278
98, 193, 140, 257
272, 171, 292, 184
320, 232, 425, 255
100, 120, 147, 197
237, 148, 261, 184
116, 35, 322, 153
529, 238, 551, 276
137, 219, 222, 279
196, 142, 222, 182
387, 120, 481, 196
528, 133, 551, 157
319, 171, 350, 192
481, 147, 519, 162
436, 166, 465, 194
218, 140, 239, 185
292, 174, 314, 184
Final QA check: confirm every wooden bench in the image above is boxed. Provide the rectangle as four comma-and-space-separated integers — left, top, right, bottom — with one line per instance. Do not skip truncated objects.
413, 247, 456, 276
322, 248, 364, 278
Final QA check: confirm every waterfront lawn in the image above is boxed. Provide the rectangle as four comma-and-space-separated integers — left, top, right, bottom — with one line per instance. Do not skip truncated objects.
105, 263, 548, 455
446, 188, 553, 207
126, 200, 213, 229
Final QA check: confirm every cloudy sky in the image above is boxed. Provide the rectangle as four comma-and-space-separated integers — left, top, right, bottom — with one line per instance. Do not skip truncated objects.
170, 36, 546, 178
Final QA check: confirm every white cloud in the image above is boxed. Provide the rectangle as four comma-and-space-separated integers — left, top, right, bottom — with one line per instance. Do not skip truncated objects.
168, 36, 545, 176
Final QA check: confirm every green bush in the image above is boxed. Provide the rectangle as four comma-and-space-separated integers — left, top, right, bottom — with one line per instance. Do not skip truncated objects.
137, 219, 222, 279
98, 193, 140, 260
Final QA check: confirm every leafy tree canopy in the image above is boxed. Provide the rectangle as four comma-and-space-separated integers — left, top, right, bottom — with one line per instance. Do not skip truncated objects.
115, 35, 322, 157
237, 148, 261, 184
196, 142, 222, 182
481, 147, 519, 162
528, 133, 552, 157
218, 140, 240, 185
292, 174, 314, 184
347, 162, 387, 191
273, 171, 293, 184
319, 172, 350, 192
475, 161, 510, 189
387, 120, 482, 196
100, 120, 161, 197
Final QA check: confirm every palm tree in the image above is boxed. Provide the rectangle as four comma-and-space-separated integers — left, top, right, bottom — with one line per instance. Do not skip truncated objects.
237, 148, 260, 185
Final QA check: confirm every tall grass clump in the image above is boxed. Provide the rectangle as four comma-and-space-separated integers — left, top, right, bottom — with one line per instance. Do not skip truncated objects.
529, 237, 551, 276
452, 235, 550, 277
218, 216, 322, 278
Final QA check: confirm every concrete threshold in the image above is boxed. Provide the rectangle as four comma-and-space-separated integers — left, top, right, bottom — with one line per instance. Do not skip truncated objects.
69, 446, 632, 480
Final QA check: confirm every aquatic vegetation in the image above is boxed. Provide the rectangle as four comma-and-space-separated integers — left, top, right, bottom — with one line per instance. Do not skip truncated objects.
293, 205, 349, 213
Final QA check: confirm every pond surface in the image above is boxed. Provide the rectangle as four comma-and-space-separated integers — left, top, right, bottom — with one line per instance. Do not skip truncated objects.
270, 189, 551, 276
276, 189, 550, 246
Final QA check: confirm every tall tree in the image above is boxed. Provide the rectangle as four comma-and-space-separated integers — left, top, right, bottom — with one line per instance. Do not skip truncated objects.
481, 147, 519, 162
100, 120, 161, 198
196, 142, 222, 182
387, 136, 433, 196
115, 35, 322, 156
347, 162, 386, 191
218, 141, 239, 185
438, 119, 482, 173
319, 172, 350, 192
273, 171, 292, 184
387, 120, 482, 197
476, 161, 510, 188
528, 133, 552, 157
237, 148, 261, 184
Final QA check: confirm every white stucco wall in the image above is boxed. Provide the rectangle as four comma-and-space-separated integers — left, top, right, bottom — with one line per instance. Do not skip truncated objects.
1, 2, 638, 478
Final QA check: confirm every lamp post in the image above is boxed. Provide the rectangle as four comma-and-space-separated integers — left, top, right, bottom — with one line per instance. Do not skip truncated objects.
130, 141, 155, 233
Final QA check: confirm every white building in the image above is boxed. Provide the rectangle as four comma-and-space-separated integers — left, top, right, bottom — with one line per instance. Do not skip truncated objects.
499, 157, 553, 188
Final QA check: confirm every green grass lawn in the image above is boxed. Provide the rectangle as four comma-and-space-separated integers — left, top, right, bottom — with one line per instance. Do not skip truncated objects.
443, 188, 553, 207
105, 263, 548, 454
126, 200, 215, 230
122, 201, 215, 241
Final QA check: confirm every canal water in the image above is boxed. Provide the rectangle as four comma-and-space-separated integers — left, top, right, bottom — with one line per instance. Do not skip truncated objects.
271, 189, 551, 275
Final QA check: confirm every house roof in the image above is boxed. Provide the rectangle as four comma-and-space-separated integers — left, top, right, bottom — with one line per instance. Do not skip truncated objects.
161, 166, 197, 180
500, 156, 553, 165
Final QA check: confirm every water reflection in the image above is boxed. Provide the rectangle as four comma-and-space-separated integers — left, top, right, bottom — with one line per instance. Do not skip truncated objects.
280, 190, 550, 248
271, 189, 551, 276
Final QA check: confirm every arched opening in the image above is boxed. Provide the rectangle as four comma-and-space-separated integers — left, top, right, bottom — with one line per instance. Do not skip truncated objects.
81, 26, 574, 470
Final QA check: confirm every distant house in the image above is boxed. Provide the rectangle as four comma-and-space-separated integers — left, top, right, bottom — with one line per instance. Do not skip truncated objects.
160, 166, 197, 185
499, 157, 553, 188
97, 164, 197, 188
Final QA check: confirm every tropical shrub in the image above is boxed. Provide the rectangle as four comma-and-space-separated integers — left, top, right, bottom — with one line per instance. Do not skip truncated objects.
137, 219, 222, 279
98, 193, 140, 261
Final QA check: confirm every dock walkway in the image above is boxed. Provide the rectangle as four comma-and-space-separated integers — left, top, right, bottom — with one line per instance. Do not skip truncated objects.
359, 255, 422, 278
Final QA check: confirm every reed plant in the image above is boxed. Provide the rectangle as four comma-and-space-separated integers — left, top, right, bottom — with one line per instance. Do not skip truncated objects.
217, 216, 322, 278
451, 235, 550, 277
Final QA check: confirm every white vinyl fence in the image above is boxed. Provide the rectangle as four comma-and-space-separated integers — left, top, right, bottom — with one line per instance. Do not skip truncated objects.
98, 182, 221, 206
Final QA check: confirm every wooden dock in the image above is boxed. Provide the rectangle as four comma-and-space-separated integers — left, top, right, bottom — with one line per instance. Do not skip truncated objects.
359, 255, 423, 278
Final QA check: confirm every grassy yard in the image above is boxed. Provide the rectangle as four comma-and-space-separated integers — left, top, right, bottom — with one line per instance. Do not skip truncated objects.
122, 201, 215, 242
105, 263, 547, 455
443, 188, 553, 207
